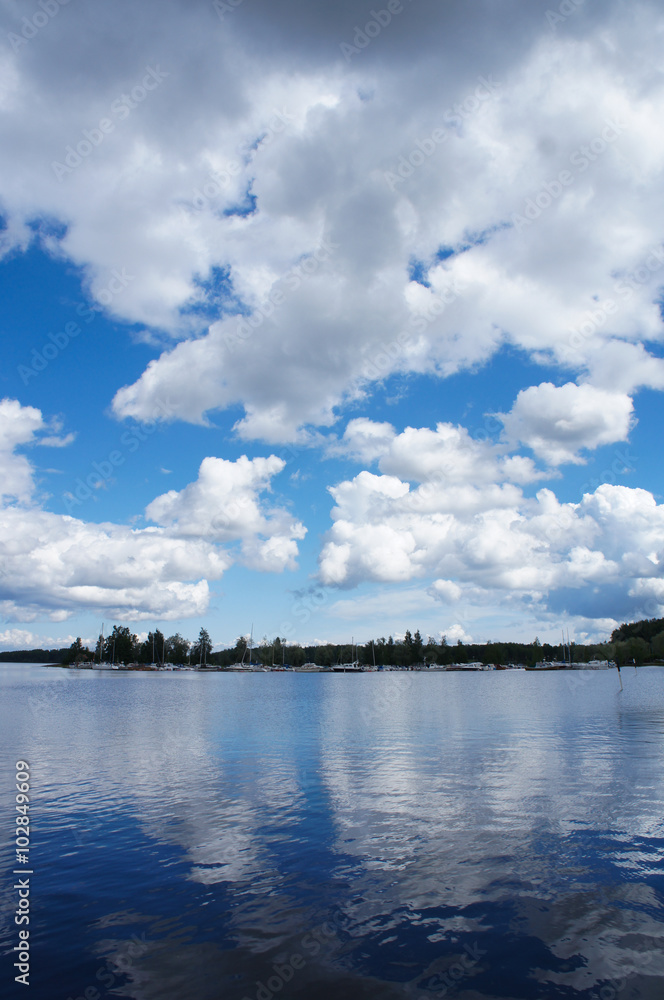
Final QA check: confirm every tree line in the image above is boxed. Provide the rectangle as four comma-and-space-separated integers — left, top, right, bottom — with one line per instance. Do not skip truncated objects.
3, 617, 664, 667
58, 622, 664, 667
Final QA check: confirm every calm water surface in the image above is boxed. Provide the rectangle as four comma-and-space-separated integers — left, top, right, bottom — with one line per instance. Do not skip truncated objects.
1, 665, 664, 999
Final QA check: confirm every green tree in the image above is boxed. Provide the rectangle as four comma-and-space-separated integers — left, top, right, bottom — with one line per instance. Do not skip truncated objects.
165, 632, 190, 664
64, 637, 90, 664
625, 636, 650, 665
289, 643, 305, 667
232, 635, 248, 664
139, 629, 166, 664
103, 626, 138, 664
193, 628, 212, 665
256, 635, 273, 666
651, 631, 664, 660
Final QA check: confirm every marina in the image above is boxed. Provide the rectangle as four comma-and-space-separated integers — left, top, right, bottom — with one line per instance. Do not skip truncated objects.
73, 659, 619, 672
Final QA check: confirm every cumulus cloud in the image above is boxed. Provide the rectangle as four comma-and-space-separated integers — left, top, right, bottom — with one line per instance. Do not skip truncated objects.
0, 401, 305, 621
319, 408, 649, 622
146, 455, 306, 572
0, 628, 78, 651
498, 382, 635, 465
330, 417, 397, 463
334, 416, 549, 486
319, 459, 664, 623
440, 623, 473, 644
3, 1, 664, 639
428, 579, 463, 604
0, 397, 76, 502
0, 2, 663, 440
0, 506, 225, 621
0, 397, 44, 502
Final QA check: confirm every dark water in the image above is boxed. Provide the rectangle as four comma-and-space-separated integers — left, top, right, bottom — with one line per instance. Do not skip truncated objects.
2, 665, 664, 999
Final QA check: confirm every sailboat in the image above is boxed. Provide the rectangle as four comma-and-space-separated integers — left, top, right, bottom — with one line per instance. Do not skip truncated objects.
332, 637, 362, 672
92, 623, 113, 669
228, 625, 265, 670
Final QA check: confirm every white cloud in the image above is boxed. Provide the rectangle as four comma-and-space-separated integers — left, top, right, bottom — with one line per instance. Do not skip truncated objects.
319, 456, 664, 624
330, 417, 396, 463
2, 2, 664, 638
0, 3, 663, 441
0, 506, 225, 621
440, 623, 473, 644
428, 579, 462, 604
582, 341, 664, 395
498, 382, 635, 465
146, 455, 306, 572
0, 628, 78, 651
0, 397, 76, 502
333, 417, 548, 485
0, 397, 44, 502
0, 401, 305, 621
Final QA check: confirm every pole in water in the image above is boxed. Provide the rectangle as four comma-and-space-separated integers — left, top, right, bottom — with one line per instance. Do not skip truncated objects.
617, 663, 623, 691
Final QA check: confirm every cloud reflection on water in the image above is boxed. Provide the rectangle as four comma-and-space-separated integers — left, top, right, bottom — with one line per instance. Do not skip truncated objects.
2, 666, 664, 998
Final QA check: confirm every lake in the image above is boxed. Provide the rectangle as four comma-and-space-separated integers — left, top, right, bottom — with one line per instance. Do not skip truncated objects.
1, 664, 664, 999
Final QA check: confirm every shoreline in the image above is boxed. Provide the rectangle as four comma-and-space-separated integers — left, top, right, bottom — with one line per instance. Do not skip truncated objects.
30, 661, 660, 673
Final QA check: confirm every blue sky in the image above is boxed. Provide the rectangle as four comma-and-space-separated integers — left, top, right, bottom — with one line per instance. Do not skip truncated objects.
2, 0, 664, 652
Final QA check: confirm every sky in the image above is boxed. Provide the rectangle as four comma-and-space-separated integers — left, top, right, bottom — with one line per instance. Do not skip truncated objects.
1, 0, 664, 652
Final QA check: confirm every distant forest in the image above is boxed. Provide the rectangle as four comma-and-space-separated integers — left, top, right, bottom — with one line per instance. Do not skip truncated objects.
2, 616, 664, 667
0, 648, 69, 663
